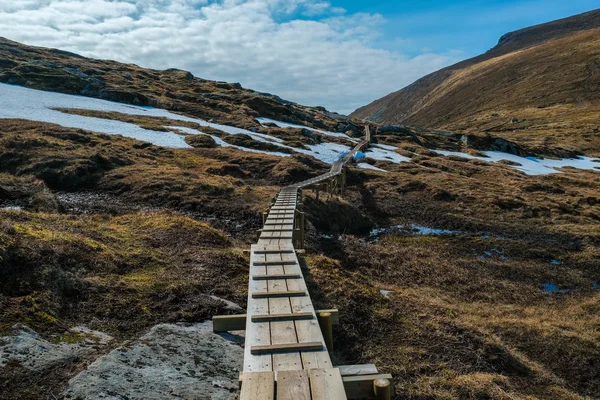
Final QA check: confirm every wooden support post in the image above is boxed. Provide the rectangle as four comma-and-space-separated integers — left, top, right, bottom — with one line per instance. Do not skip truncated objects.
262, 212, 268, 225
342, 167, 347, 195
316, 186, 320, 201
299, 211, 305, 249
373, 378, 392, 400
318, 311, 334, 351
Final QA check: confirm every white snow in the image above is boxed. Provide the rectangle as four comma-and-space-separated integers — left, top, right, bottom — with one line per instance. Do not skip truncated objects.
433, 150, 600, 175
364, 147, 411, 163
256, 116, 355, 140
373, 143, 398, 151
0, 83, 281, 148
304, 142, 352, 164
167, 126, 291, 157
356, 163, 387, 172
370, 224, 460, 237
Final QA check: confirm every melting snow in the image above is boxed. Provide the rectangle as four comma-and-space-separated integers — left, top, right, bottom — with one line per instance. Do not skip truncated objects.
356, 163, 387, 173
364, 147, 411, 163
0, 83, 281, 148
370, 224, 460, 238
256, 117, 355, 140
167, 126, 290, 157
433, 149, 600, 175
372, 143, 398, 151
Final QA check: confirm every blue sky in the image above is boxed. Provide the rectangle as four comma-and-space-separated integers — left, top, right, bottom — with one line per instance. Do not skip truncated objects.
329, 0, 600, 57
0, 1, 598, 113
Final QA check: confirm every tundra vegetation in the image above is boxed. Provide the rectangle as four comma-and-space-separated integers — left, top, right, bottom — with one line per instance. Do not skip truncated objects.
1, 32, 599, 400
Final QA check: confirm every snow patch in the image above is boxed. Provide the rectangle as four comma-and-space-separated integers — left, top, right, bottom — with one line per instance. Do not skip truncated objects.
433, 149, 600, 175
256, 117, 354, 139
356, 163, 387, 172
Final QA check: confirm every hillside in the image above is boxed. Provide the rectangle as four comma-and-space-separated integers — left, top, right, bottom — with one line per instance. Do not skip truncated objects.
0, 37, 599, 400
352, 9, 600, 155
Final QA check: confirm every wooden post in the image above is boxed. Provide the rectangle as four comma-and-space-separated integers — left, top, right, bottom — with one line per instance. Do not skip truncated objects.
316, 187, 320, 201
373, 378, 391, 400
342, 167, 347, 195
262, 212, 268, 225
299, 211, 305, 249
318, 311, 333, 351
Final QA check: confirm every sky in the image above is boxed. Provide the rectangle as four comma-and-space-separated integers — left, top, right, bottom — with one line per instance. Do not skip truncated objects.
0, 1, 598, 114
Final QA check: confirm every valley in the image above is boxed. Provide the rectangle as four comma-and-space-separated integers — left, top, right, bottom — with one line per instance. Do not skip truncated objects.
1, 10, 600, 400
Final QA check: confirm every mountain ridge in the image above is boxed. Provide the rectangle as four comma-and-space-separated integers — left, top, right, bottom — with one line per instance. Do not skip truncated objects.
351, 9, 600, 155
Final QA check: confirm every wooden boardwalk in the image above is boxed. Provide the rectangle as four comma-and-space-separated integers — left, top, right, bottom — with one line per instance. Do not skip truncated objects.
239, 127, 374, 399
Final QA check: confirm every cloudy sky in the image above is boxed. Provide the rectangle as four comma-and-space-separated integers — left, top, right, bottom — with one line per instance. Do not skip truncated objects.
0, 0, 598, 113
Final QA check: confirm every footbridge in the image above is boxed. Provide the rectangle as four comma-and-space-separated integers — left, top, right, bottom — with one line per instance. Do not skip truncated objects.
213, 126, 393, 399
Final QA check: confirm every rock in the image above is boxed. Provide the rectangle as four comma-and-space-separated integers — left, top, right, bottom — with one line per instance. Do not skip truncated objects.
377, 125, 413, 134
0, 324, 112, 372
209, 296, 244, 313
511, 118, 519, 123
63, 322, 243, 400
64, 67, 89, 79
123, 73, 133, 81
185, 135, 218, 148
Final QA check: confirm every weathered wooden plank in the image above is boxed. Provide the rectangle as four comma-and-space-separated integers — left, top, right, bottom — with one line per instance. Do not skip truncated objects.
244, 247, 272, 372
240, 371, 275, 400
252, 290, 307, 298
309, 368, 347, 400
338, 364, 378, 376
267, 258, 302, 372
276, 370, 311, 400
251, 312, 314, 322
252, 273, 302, 280
250, 342, 323, 355
253, 260, 297, 266
342, 373, 393, 399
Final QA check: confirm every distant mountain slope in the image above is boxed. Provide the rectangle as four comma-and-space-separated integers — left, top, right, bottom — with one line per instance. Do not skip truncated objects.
352, 9, 600, 154
0, 37, 349, 132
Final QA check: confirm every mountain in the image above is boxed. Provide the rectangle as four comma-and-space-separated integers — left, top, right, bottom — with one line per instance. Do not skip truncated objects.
0, 37, 351, 132
1, 35, 600, 400
352, 9, 600, 155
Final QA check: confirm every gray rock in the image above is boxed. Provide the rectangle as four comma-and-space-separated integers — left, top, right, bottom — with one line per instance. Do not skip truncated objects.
0, 324, 113, 371
63, 322, 243, 400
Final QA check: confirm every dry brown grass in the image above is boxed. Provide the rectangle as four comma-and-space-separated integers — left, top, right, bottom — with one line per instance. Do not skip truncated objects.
353, 19, 600, 156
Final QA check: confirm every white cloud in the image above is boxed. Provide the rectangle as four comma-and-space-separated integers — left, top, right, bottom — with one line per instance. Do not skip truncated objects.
0, 0, 460, 113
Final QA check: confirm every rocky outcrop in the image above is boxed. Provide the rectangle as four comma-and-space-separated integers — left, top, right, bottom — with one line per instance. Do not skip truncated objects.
63, 322, 243, 400
0, 325, 112, 372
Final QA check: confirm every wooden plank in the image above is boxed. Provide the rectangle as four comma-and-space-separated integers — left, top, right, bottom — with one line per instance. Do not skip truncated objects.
252, 273, 302, 280
254, 248, 294, 254
342, 374, 393, 399
338, 364, 378, 376
276, 370, 311, 400
250, 342, 323, 355
240, 371, 274, 400
244, 247, 272, 372
213, 314, 246, 332
252, 290, 307, 298
267, 254, 303, 372
285, 258, 333, 370
309, 368, 347, 400
213, 309, 334, 331
253, 260, 297, 266
251, 312, 314, 322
